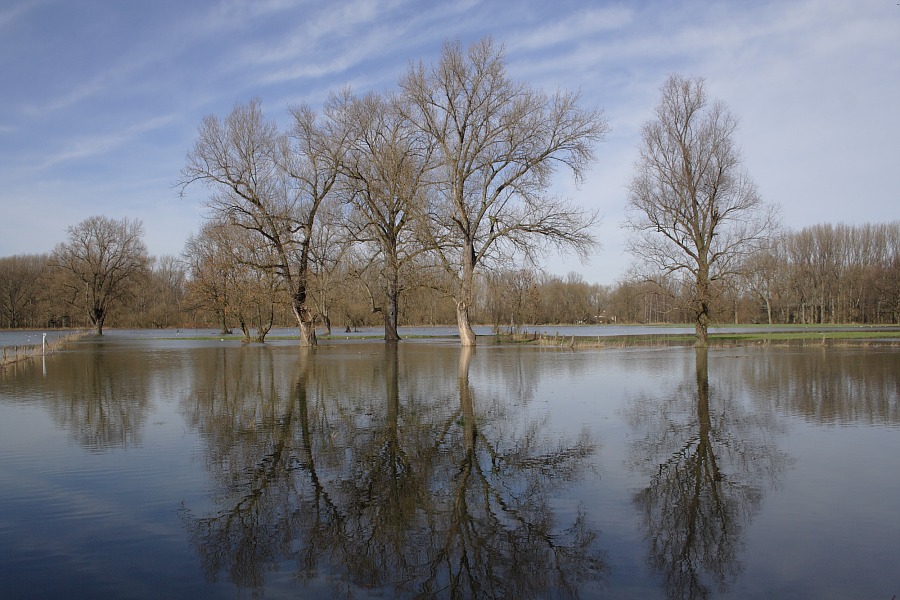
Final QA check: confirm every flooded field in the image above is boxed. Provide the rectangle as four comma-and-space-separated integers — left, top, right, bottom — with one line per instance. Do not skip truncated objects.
1, 335, 898, 599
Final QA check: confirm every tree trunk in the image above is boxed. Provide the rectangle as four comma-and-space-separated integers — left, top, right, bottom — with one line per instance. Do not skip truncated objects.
694, 308, 709, 347
384, 275, 401, 342
237, 313, 251, 342
694, 274, 710, 348
91, 306, 105, 335
253, 303, 274, 343
456, 300, 476, 347
296, 310, 317, 346
456, 251, 477, 347
217, 308, 231, 335
383, 308, 400, 341
291, 291, 317, 347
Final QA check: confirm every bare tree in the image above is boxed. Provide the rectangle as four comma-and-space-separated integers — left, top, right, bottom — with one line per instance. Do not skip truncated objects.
280, 99, 350, 345
625, 74, 778, 346
180, 99, 348, 346
184, 218, 284, 341
401, 37, 607, 346
50, 215, 149, 335
334, 91, 432, 341
742, 240, 783, 325
183, 220, 238, 335
307, 196, 354, 336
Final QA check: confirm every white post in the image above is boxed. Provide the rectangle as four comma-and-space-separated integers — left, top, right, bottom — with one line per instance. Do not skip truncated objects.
42, 333, 47, 355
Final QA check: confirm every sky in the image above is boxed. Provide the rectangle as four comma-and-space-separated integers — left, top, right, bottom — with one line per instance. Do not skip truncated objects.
1, 0, 898, 285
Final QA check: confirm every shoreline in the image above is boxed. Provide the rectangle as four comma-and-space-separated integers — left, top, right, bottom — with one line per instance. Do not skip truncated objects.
490, 330, 900, 349
0, 331, 89, 369
3, 325, 899, 355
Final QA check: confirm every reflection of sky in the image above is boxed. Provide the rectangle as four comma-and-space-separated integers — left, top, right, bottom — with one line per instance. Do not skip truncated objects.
738, 422, 900, 597
0, 393, 218, 598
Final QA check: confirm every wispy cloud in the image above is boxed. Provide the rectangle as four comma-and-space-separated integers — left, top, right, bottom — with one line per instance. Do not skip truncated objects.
507, 6, 633, 53
0, 0, 41, 29
228, 0, 495, 75
35, 114, 176, 170
235, 0, 383, 66
21, 73, 114, 116
19, 36, 168, 116
200, 0, 303, 33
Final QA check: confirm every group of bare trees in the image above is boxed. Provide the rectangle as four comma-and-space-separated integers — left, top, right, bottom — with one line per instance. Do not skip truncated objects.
178, 38, 607, 347
746, 222, 900, 324
2, 219, 897, 334
4, 58, 897, 340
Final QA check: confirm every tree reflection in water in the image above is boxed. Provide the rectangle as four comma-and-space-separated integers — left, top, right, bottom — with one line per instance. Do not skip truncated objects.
181, 344, 604, 598
626, 348, 789, 600
4, 340, 154, 450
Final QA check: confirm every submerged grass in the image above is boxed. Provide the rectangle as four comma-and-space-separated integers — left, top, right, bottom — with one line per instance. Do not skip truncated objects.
92, 325, 900, 349
493, 327, 900, 349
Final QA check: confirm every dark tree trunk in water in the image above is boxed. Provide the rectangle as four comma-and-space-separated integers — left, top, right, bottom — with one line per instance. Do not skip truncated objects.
694, 266, 711, 348
384, 277, 401, 341
90, 307, 105, 335
217, 309, 231, 335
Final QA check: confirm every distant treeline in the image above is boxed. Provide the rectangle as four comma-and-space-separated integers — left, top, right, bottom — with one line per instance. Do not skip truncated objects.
609, 222, 900, 326
1, 221, 897, 332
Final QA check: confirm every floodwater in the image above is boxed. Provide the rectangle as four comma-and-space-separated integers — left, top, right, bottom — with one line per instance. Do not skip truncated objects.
0, 335, 898, 599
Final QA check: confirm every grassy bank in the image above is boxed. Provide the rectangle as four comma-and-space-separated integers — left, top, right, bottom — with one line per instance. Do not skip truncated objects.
493, 328, 900, 349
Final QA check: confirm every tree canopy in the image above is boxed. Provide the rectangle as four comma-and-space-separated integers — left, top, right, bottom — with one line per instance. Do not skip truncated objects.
50, 215, 149, 335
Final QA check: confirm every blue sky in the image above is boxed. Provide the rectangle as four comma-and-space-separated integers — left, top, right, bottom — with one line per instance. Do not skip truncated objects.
2, 0, 898, 285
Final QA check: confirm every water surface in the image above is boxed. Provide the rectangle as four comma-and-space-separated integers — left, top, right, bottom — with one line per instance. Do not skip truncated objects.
1, 337, 897, 598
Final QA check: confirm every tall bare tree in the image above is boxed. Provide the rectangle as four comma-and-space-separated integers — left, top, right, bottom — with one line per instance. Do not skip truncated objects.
307, 196, 353, 336
625, 74, 778, 346
180, 99, 348, 346
335, 91, 432, 341
401, 38, 607, 346
50, 215, 149, 335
